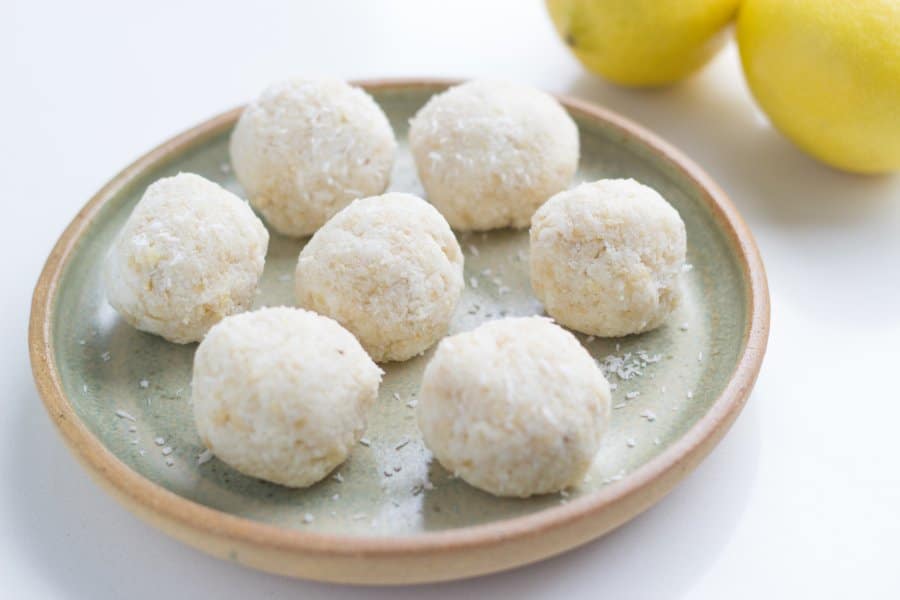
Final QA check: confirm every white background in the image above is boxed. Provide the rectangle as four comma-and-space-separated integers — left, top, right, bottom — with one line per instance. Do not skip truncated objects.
3, 1, 899, 598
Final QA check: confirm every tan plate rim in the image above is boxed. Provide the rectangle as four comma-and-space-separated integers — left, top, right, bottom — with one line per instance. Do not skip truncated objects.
28, 78, 770, 584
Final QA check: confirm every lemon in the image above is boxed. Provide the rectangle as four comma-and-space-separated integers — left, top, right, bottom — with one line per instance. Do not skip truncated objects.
738, 0, 900, 174
546, 0, 740, 87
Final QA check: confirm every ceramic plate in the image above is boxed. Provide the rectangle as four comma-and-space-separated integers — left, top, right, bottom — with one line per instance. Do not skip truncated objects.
29, 79, 769, 584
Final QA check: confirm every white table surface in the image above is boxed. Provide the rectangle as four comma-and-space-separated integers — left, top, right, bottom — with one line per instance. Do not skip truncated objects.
4, 1, 899, 598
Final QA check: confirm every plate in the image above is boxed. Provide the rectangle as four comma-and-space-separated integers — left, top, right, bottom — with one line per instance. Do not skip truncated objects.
29, 79, 769, 584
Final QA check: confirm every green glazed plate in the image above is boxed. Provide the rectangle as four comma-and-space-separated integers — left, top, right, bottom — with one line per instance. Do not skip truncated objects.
29, 79, 769, 584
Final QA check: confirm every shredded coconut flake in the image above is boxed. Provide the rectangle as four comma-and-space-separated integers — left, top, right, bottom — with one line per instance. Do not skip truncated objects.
197, 449, 214, 465
115, 409, 136, 421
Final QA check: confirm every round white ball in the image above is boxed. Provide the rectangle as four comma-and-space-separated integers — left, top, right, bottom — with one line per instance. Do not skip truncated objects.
409, 80, 579, 231
295, 193, 464, 362
417, 317, 611, 497
230, 79, 397, 237
192, 307, 382, 488
103, 172, 268, 344
530, 178, 687, 337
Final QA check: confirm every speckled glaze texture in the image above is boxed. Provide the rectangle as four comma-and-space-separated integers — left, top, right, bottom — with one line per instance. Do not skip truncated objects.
30, 81, 768, 584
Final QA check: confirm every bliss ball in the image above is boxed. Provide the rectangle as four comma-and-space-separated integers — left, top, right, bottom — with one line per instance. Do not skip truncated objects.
295, 193, 464, 362
229, 79, 397, 237
417, 317, 611, 498
408, 80, 579, 231
103, 173, 268, 344
192, 307, 382, 488
530, 179, 687, 337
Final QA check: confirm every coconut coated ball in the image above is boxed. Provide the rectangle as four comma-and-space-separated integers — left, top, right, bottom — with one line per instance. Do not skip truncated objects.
408, 80, 579, 231
192, 307, 382, 488
295, 193, 464, 362
530, 178, 686, 337
103, 172, 268, 344
230, 79, 397, 237
417, 317, 611, 498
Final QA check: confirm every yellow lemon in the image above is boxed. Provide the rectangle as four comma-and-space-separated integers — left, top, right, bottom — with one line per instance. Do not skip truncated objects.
738, 0, 900, 174
546, 0, 740, 87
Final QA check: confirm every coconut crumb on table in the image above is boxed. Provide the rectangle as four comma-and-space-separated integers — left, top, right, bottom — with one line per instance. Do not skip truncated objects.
154, 437, 165, 446
165, 457, 174, 466
640, 410, 657, 422
469, 277, 478, 288
359, 437, 371, 447
161, 446, 173, 456
626, 438, 636, 448
394, 438, 409, 450
139, 379, 149, 389
302, 513, 314, 524
333, 472, 344, 483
